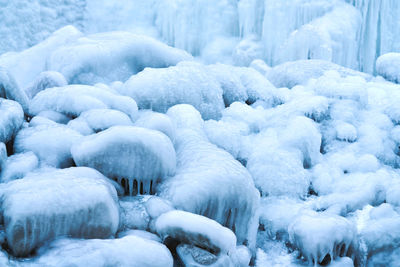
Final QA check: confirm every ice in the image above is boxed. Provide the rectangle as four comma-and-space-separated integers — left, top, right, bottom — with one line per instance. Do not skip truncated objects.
0, 152, 39, 183
159, 127, 260, 249
134, 111, 176, 142
0, 99, 24, 144
71, 126, 176, 196
31, 235, 173, 267
117, 229, 161, 242
36, 110, 71, 124
26, 71, 67, 99
48, 31, 193, 84
0, 68, 30, 113
166, 104, 206, 136
0, 143, 6, 174
120, 61, 224, 120
155, 210, 236, 254
67, 109, 133, 135
119, 196, 151, 231
14, 124, 82, 168
288, 211, 357, 265
376, 53, 400, 83
0, 167, 119, 257
29, 85, 138, 121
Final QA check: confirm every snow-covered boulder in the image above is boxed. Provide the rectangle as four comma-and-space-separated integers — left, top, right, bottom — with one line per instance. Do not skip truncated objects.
71, 126, 176, 196
32, 235, 173, 267
120, 62, 225, 120
0, 68, 29, 113
156, 210, 236, 254
134, 111, 176, 142
26, 71, 67, 99
376, 53, 400, 83
0, 99, 24, 144
1, 167, 120, 257
14, 124, 82, 168
159, 128, 259, 249
67, 109, 133, 135
0, 152, 38, 183
29, 85, 138, 121
288, 211, 357, 265
48, 31, 193, 84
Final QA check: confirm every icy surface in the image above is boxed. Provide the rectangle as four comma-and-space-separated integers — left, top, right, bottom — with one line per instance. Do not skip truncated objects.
376, 53, 400, 83
0, 99, 24, 144
72, 126, 176, 196
0, 152, 39, 183
32, 235, 173, 267
1, 167, 119, 257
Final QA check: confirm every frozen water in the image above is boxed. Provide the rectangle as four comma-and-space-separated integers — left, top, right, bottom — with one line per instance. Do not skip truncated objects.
0, 99, 24, 144
72, 126, 176, 196
376, 53, 400, 83
134, 111, 176, 142
26, 71, 67, 99
1, 167, 119, 257
0, 152, 39, 183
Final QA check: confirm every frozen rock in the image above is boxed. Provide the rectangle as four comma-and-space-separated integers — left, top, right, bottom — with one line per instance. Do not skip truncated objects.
0, 152, 39, 183
1, 167, 119, 257
155, 210, 236, 254
26, 71, 67, 99
29, 85, 138, 121
117, 229, 161, 242
166, 104, 205, 136
176, 244, 235, 267
134, 111, 176, 142
0, 99, 24, 144
119, 196, 151, 231
33, 235, 173, 267
14, 124, 82, 168
72, 126, 176, 196
376, 53, 400, 83
0, 67, 30, 113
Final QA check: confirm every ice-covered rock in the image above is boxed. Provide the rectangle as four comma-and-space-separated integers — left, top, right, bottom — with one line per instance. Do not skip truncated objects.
1, 167, 119, 257
72, 126, 176, 196
26, 71, 67, 99
48, 31, 193, 84
376, 53, 400, 83
0, 143, 6, 174
32, 235, 173, 267
0, 99, 24, 144
29, 85, 138, 121
0, 68, 29, 113
159, 128, 259, 249
288, 211, 357, 265
166, 104, 206, 136
119, 196, 151, 231
134, 111, 176, 142
117, 229, 161, 242
14, 124, 82, 168
120, 61, 225, 120
0, 152, 38, 183
36, 110, 71, 124
155, 210, 236, 254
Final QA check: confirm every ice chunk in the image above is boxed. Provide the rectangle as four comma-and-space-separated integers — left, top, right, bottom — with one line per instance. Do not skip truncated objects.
176, 244, 236, 267
119, 196, 151, 231
1, 167, 119, 257
134, 111, 176, 142
159, 129, 259, 249
145, 196, 174, 220
26, 71, 67, 99
14, 124, 82, 168
68, 109, 133, 135
0, 67, 29, 113
156, 210, 236, 254
71, 126, 176, 196
117, 229, 161, 243
36, 110, 71, 124
0, 99, 24, 144
0, 143, 6, 174
289, 211, 357, 265
376, 53, 400, 83
33, 235, 173, 267
120, 61, 224, 120
166, 104, 205, 136
0, 152, 38, 183
29, 85, 138, 121
48, 31, 193, 84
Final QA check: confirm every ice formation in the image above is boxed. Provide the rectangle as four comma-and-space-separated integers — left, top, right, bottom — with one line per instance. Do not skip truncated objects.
0, 99, 24, 144
0, 152, 39, 183
0, 167, 119, 257
376, 53, 400, 83
72, 126, 176, 196
32, 235, 173, 267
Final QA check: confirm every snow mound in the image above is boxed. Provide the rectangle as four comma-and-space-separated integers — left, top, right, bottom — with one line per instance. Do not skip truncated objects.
120, 61, 224, 120
155, 210, 236, 254
0, 99, 24, 144
67, 109, 133, 135
14, 124, 82, 168
159, 128, 259, 249
48, 31, 193, 84
33, 235, 173, 267
71, 126, 176, 196
288, 211, 357, 265
29, 84, 138, 121
1, 167, 119, 257
376, 53, 400, 83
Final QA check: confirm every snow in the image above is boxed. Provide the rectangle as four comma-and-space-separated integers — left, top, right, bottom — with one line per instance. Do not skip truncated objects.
155, 210, 236, 254
71, 126, 176, 196
32, 235, 173, 267
14, 124, 82, 168
376, 53, 400, 83
1, 167, 119, 257
0, 99, 24, 144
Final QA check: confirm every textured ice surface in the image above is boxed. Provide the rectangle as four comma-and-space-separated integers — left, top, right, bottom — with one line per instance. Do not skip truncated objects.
0, 68, 29, 113
376, 53, 400, 83
156, 210, 236, 254
72, 126, 176, 196
32, 235, 173, 267
29, 85, 138, 121
134, 111, 176, 142
26, 71, 67, 99
0, 167, 119, 257
0, 152, 39, 183
14, 124, 82, 168
0, 99, 24, 144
